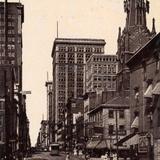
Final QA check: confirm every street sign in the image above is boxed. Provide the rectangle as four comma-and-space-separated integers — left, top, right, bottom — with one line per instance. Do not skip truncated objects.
20, 91, 31, 95
138, 134, 148, 153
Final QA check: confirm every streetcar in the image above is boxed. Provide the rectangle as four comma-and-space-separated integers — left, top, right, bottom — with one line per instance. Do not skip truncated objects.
50, 143, 60, 156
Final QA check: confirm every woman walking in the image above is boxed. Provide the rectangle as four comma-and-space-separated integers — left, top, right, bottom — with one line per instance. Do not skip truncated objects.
66, 152, 70, 160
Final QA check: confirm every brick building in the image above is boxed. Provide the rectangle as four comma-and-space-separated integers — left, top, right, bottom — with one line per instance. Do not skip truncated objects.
127, 33, 160, 160
117, 0, 156, 96
0, 2, 30, 158
86, 96, 130, 158
101, 0, 157, 159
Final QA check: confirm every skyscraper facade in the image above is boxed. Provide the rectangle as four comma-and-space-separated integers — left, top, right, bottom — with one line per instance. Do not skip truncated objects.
45, 81, 53, 143
51, 38, 106, 143
86, 54, 117, 92
0, 2, 25, 157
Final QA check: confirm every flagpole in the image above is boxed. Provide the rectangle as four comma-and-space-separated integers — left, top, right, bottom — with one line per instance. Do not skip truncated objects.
57, 21, 59, 38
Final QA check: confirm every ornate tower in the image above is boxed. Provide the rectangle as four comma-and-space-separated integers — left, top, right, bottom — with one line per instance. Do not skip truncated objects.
117, 0, 156, 94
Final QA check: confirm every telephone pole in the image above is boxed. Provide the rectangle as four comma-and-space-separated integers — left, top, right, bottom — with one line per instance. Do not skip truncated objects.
115, 110, 119, 160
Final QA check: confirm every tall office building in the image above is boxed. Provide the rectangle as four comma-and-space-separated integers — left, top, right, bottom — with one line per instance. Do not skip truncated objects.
51, 38, 106, 143
45, 81, 53, 143
0, 2, 24, 157
86, 54, 117, 92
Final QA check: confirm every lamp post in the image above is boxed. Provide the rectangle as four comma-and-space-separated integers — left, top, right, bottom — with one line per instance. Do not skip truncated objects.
146, 132, 152, 160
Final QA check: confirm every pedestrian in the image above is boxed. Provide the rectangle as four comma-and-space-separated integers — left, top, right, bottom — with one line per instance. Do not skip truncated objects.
66, 152, 70, 160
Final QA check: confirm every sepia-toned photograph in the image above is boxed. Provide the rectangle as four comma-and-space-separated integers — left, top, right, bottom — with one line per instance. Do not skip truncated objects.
0, 0, 160, 159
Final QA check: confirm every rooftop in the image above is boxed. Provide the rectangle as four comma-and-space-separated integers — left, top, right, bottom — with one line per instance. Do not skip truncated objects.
89, 96, 130, 114
127, 32, 160, 68
54, 38, 106, 45
87, 53, 117, 63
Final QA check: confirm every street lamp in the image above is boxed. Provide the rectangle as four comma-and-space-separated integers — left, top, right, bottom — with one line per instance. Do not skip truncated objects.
146, 132, 152, 160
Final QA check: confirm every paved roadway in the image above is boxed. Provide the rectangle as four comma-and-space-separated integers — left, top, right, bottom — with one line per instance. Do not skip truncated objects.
27, 152, 85, 160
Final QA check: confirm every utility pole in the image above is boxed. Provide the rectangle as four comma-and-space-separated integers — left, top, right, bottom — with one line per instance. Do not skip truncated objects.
115, 110, 119, 160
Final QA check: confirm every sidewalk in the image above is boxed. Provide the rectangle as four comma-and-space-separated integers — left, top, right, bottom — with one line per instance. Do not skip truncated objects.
71, 154, 102, 160
71, 154, 85, 160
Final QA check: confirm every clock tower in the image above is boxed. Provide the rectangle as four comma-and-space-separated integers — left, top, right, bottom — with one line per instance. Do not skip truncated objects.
117, 0, 156, 95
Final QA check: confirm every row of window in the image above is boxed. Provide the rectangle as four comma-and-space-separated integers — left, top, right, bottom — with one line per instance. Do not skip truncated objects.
0, 14, 16, 20
0, 115, 3, 126
93, 65, 117, 73
90, 110, 125, 123
0, 101, 4, 110
109, 110, 125, 119
0, 131, 3, 141
0, 29, 15, 35
93, 82, 116, 90
0, 59, 15, 65
58, 96, 65, 101
94, 64, 117, 68
58, 60, 85, 64
108, 125, 126, 135
58, 55, 92, 61
59, 53, 84, 58
58, 77, 84, 82
0, 52, 15, 58
0, 44, 15, 51
58, 46, 103, 53
93, 68, 116, 74
0, 21, 15, 27
0, 37, 15, 43
93, 57, 117, 62
93, 76, 116, 81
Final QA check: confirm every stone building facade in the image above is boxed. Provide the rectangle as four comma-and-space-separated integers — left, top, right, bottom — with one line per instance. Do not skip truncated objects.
51, 38, 106, 144
86, 54, 117, 92
127, 33, 160, 160
117, 0, 156, 96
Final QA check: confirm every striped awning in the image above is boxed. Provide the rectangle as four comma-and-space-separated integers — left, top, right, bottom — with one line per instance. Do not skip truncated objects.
152, 82, 160, 95
86, 140, 100, 149
144, 84, 153, 98
95, 140, 108, 149
131, 116, 139, 129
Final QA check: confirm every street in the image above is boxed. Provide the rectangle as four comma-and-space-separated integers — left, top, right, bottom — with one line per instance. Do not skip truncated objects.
27, 152, 85, 160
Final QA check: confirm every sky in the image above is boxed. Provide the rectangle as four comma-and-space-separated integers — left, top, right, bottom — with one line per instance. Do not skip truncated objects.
4, 0, 160, 146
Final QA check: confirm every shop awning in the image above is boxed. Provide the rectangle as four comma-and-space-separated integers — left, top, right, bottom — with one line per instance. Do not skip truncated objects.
0, 142, 5, 145
125, 134, 139, 145
86, 140, 100, 149
152, 81, 160, 95
144, 84, 153, 98
114, 133, 139, 146
95, 140, 108, 149
131, 116, 139, 129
